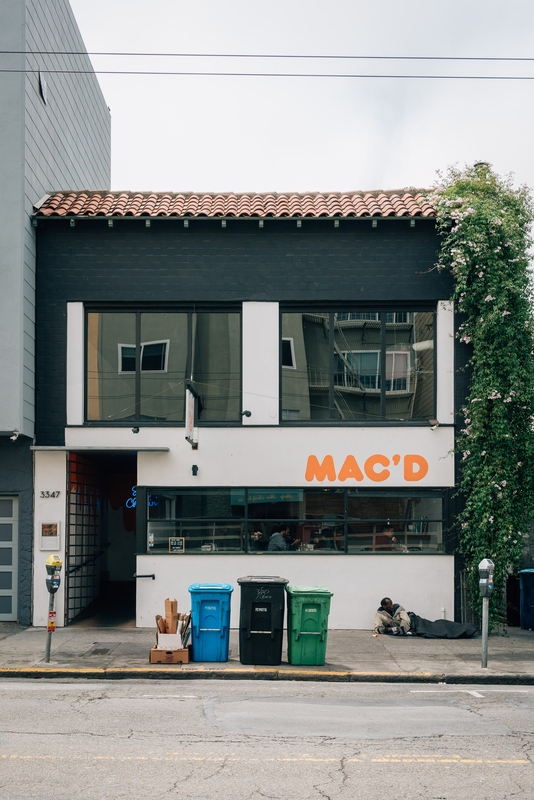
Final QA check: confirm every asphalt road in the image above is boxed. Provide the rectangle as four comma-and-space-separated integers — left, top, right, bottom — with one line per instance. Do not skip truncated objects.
0, 680, 532, 799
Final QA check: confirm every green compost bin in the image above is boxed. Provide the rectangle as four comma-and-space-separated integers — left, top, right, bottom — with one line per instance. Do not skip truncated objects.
285, 585, 333, 666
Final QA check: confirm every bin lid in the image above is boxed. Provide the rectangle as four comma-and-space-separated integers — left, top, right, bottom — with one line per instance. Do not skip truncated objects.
237, 575, 289, 585
518, 569, 534, 574
188, 583, 234, 593
285, 584, 333, 596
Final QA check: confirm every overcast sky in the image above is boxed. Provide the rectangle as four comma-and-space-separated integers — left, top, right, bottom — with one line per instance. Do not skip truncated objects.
69, 0, 534, 194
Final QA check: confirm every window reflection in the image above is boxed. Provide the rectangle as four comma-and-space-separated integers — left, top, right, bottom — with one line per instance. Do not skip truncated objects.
86, 310, 241, 422
281, 310, 435, 421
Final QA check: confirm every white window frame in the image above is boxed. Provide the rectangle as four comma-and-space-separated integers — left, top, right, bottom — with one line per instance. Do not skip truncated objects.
281, 337, 297, 369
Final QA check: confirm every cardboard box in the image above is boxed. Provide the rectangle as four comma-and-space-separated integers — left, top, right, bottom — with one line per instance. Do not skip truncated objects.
149, 646, 190, 665
156, 633, 182, 650
165, 598, 178, 633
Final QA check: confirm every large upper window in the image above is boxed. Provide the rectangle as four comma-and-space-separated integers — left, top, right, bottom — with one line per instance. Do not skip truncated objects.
281, 310, 435, 422
86, 310, 241, 423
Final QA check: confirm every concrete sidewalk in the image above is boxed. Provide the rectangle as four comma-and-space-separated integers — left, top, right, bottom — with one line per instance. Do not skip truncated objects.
0, 621, 533, 683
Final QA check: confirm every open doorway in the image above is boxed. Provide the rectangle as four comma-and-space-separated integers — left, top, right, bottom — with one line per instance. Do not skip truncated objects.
66, 452, 137, 626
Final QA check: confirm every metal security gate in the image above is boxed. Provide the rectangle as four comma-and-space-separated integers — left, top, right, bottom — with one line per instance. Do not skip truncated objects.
0, 497, 18, 621
66, 454, 102, 623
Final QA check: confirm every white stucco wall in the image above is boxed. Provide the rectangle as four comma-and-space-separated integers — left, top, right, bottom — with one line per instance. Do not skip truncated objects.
136, 553, 454, 630
32, 451, 67, 626
63, 425, 455, 489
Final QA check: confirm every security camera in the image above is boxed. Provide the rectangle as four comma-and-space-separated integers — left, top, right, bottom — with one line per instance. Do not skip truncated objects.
240, 410, 252, 417
132, 427, 140, 434
10, 430, 19, 441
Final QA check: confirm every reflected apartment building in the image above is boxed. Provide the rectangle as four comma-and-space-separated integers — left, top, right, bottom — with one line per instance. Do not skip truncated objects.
32, 190, 463, 629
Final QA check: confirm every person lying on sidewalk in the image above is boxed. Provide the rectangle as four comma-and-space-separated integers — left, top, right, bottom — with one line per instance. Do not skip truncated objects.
374, 597, 411, 635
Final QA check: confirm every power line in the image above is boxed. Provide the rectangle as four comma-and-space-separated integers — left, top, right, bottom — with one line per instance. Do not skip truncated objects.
2, 49, 534, 62
2, 68, 534, 79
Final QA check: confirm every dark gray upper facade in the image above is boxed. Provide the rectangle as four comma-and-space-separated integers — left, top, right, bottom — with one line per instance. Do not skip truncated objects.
35, 215, 455, 445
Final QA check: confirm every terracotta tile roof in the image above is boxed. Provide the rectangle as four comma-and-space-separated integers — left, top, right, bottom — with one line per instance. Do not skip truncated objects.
34, 190, 435, 219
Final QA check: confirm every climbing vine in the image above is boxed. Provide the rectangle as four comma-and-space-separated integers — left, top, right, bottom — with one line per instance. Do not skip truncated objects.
430, 163, 534, 629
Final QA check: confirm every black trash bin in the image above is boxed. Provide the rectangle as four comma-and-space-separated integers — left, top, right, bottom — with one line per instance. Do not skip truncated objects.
237, 576, 288, 665
518, 569, 534, 630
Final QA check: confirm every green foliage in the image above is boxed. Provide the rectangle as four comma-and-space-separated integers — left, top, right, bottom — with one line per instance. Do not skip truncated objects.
430, 163, 534, 629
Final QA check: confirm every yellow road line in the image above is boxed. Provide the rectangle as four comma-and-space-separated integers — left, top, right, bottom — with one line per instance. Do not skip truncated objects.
1, 754, 530, 764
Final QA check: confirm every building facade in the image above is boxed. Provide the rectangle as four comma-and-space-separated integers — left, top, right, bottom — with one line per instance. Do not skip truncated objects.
32, 190, 463, 629
0, 1, 110, 622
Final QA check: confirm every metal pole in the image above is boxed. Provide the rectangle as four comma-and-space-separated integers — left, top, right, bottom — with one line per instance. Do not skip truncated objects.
44, 592, 54, 664
481, 595, 489, 669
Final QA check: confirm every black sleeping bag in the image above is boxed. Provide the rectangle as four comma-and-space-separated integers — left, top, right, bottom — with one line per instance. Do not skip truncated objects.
408, 612, 477, 639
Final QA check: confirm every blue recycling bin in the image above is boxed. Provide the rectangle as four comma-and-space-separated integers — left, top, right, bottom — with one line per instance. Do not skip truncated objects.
188, 583, 233, 662
518, 570, 534, 630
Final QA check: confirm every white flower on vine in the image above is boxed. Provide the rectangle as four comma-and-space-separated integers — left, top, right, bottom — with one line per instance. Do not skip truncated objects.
488, 516, 494, 523
478, 271, 484, 278
502, 310, 511, 316
484, 295, 495, 302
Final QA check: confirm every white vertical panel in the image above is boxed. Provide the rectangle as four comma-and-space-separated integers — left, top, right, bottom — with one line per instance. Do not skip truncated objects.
436, 300, 455, 424
242, 302, 279, 425
66, 303, 84, 426
33, 451, 67, 627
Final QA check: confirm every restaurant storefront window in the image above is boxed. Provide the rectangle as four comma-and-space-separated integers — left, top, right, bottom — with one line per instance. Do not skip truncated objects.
145, 488, 446, 554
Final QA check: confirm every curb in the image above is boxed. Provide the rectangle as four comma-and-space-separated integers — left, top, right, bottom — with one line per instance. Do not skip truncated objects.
0, 666, 533, 684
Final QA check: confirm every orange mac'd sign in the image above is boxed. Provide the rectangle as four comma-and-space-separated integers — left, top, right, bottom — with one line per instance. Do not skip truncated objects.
305, 453, 429, 483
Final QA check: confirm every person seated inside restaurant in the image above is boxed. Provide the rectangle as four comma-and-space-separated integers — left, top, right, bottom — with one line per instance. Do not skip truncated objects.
249, 526, 269, 551
313, 521, 338, 550
373, 524, 407, 552
267, 524, 301, 551
374, 596, 411, 635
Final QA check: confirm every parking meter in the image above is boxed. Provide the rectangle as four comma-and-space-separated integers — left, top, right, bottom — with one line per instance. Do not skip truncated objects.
45, 554, 62, 594
44, 555, 62, 663
478, 558, 495, 598
478, 557, 494, 668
